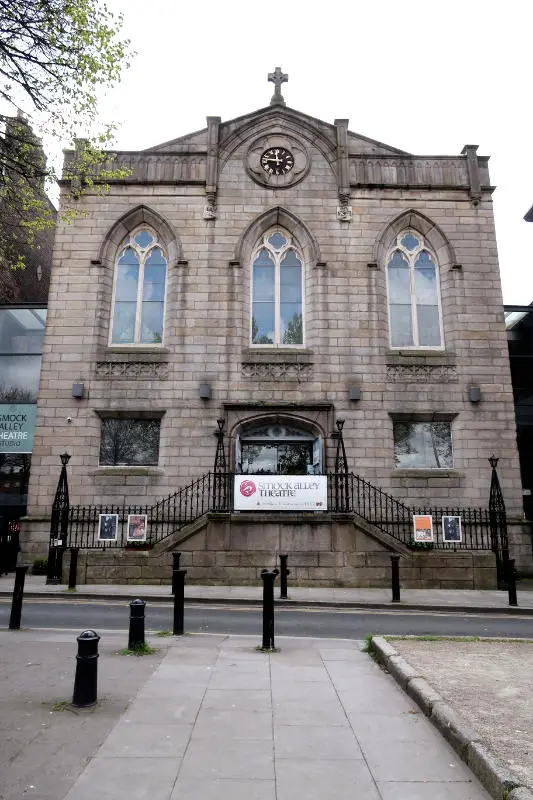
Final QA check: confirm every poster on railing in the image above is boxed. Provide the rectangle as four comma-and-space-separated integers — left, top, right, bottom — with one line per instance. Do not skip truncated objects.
442, 515, 462, 542
98, 513, 118, 542
412, 514, 434, 542
127, 514, 147, 542
234, 475, 328, 511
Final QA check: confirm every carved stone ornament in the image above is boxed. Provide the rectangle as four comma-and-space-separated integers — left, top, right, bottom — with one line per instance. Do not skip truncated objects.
246, 133, 309, 189
203, 192, 217, 220
95, 361, 169, 379
242, 362, 312, 380
336, 193, 352, 222
386, 364, 457, 383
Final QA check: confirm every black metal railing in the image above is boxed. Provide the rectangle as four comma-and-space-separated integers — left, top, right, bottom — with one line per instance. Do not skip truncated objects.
66, 471, 497, 553
328, 472, 494, 550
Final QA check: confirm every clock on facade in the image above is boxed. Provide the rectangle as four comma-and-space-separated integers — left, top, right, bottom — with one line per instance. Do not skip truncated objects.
260, 147, 294, 175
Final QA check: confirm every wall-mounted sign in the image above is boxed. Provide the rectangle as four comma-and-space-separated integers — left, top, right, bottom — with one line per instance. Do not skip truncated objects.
442, 515, 462, 542
234, 475, 328, 511
0, 404, 37, 453
413, 514, 434, 542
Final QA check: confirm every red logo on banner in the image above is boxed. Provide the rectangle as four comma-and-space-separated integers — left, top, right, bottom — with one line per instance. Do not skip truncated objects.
239, 479, 256, 497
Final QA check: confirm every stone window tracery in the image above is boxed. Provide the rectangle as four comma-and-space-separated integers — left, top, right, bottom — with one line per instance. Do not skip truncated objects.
251, 229, 304, 346
110, 227, 167, 345
386, 230, 443, 349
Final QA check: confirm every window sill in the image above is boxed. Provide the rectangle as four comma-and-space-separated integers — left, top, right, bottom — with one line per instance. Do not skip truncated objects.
387, 350, 456, 367
242, 348, 314, 364
100, 347, 170, 361
90, 466, 165, 477
392, 469, 463, 479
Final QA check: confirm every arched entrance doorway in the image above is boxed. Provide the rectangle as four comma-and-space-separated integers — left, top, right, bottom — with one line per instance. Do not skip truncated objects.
236, 418, 322, 475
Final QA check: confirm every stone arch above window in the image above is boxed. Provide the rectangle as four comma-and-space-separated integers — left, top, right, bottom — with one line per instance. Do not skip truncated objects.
97, 205, 183, 267
250, 227, 304, 346
232, 206, 323, 269
234, 414, 324, 475
386, 229, 444, 349
372, 209, 458, 271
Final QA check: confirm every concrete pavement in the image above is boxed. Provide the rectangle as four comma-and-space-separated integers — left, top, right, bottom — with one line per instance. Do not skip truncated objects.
1, 573, 533, 613
60, 633, 492, 800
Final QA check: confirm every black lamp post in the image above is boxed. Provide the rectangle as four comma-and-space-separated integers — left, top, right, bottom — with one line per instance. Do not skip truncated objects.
212, 419, 227, 511
488, 455, 510, 589
333, 419, 350, 512
46, 452, 71, 584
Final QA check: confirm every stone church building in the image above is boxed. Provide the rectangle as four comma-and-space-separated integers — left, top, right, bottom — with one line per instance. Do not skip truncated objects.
22, 70, 531, 586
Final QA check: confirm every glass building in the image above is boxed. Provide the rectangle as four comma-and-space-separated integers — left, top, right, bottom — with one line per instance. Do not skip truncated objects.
0, 305, 47, 567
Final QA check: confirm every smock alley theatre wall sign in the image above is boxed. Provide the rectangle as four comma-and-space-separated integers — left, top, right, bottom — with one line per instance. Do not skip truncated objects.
234, 475, 328, 511
0, 404, 37, 453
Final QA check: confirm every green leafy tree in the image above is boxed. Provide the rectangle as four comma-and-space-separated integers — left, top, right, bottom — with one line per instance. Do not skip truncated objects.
251, 316, 273, 344
0, 0, 131, 273
282, 312, 303, 344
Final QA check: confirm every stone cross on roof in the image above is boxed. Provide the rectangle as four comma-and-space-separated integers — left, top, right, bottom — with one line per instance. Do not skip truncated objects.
268, 67, 288, 106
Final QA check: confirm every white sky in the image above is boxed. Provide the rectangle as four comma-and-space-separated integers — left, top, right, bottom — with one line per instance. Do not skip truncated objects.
88, 1, 533, 303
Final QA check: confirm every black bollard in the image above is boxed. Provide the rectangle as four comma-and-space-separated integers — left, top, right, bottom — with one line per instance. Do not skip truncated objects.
9, 565, 29, 630
506, 558, 518, 607
391, 554, 401, 603
171, 552, 181, 595
72, 630, 100, 707
279, 554, 290, 600
68, 548, 79, 590
128, 599, 146, 650
260, 568, 279, 650
173, 568, 187, 635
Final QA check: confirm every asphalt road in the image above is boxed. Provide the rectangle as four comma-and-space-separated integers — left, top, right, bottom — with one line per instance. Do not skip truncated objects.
1, 599, 532, 639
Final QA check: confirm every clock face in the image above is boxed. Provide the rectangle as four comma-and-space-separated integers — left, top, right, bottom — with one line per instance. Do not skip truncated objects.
260, 147, 294, 176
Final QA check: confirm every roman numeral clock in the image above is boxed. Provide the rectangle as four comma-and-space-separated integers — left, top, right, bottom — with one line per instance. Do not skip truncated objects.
246, 136, 309, 188
260, 147, 294, 175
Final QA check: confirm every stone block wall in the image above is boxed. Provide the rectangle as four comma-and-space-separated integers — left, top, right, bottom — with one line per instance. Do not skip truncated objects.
61, 516, 497, 589
22, 104, 529, 575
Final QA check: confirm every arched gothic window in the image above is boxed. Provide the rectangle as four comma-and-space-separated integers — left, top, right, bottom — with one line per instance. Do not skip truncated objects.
110, 227, 167, 345
251, 229, 304, 346
386, 230, 443, 348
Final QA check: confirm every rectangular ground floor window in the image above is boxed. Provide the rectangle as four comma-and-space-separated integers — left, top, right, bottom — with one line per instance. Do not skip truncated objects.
393, 420, 453, 469
99, 417, 160, 466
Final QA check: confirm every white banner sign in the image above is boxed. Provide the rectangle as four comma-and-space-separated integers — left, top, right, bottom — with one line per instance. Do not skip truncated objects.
234, 475, 328, 511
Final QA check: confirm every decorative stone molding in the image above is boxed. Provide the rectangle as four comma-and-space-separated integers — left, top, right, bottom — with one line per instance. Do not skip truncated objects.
349, 156, 470, 188
242, 362, 312, 380
246, 133, 310, 189
203, 191, 217, 220
95, 361, 169, 379
386, 364, 458, 383
336, 193, 352, 222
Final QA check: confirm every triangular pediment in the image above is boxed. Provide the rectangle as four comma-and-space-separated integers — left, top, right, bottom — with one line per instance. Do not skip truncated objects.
144, 104, 409, 156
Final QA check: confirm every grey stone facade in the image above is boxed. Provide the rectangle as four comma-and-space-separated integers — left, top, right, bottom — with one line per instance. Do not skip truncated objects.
22, 83, 531, 580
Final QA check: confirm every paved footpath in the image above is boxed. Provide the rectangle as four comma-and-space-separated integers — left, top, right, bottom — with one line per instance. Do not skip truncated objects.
61, 634, 491, 800
2, 574, 533, 612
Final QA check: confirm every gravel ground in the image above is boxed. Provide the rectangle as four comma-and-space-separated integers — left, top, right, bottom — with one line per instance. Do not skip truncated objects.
390, 638, 533, 792
0, 628, 168, 800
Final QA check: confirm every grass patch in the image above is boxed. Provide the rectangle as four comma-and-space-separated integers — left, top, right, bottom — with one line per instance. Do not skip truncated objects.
155, 630, 173, 638
51, 700, 70, 712
361, 633, 374, 652
118, 642, 157, 656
